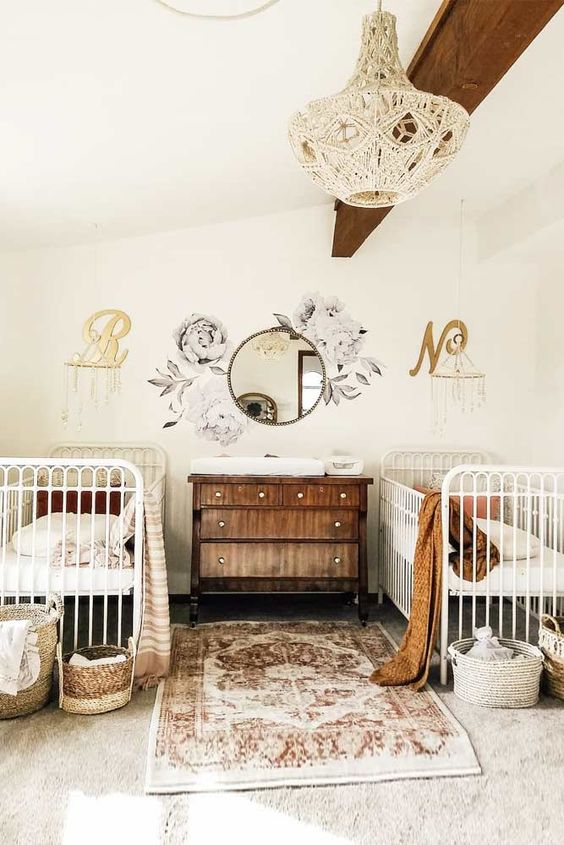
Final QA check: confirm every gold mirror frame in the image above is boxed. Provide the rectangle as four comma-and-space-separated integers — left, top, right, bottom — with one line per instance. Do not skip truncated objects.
227, 326, 327, 427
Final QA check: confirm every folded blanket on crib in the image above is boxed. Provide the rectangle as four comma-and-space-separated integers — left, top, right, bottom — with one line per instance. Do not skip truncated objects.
50, 508, 138, 568
50, 539, 132, 569
370, 492, 500, 690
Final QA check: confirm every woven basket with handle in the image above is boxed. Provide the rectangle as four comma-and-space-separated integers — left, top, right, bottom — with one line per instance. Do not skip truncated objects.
0, 594, 63, 719
539, 615, 564, 701
58, 638, 136, 715
448, 637, 543, 708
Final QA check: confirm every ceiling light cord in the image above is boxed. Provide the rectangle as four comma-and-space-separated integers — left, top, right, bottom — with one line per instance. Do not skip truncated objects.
155, 0, 280, 20
457, 198, 465, 333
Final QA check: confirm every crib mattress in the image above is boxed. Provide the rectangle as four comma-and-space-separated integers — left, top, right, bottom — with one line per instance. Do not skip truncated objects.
0, 548, 135, 596
448, 547, 564, 595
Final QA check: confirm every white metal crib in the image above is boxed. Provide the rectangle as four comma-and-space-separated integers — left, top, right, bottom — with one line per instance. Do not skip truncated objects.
0, 443, 166, 651
379, 451, 564, 683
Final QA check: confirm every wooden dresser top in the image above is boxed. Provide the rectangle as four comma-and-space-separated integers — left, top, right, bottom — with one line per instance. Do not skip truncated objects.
187, 474, 374, 485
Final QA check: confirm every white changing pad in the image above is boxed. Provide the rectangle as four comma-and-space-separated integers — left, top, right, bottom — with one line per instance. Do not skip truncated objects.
0, 548, 134, 596
448, 546, 564, 595
190, 456, 325, 476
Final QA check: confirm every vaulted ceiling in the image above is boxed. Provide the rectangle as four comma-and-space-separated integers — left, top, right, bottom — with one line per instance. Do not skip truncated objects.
0, 0, 562, 250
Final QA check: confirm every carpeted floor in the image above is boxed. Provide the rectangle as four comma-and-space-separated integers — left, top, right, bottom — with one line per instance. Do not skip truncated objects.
1, 597, 563, 845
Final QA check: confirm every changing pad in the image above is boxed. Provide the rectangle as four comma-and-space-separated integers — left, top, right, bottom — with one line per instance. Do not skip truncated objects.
190, 457, 325, 476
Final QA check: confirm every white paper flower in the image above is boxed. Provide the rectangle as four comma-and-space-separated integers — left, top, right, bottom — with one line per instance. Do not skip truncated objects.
293, 293, 365, 365
184, 380, 247, 446
173, 314, 229, 369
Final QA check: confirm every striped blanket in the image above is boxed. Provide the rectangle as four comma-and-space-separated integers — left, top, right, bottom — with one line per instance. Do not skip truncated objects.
116, 486, 170, 689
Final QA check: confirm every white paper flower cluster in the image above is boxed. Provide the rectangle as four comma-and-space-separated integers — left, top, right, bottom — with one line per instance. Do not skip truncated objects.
149, 295, 383, 445
289, 293, 383, 406
149, 314, 247, 446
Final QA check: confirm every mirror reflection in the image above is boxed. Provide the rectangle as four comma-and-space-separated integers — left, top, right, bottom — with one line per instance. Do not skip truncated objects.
228, 328, 326, 425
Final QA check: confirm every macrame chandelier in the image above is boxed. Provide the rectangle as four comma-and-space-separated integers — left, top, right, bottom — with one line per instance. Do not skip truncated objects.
252, 331, 289, 361
288, 2, 470, 208
432, 201, 485, 434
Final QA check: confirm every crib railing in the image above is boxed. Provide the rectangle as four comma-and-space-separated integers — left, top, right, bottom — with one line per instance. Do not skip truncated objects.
51, 442, 166, 525
440, 466, 564, 683
381, 449, 487, 490
379, 449, 488, 616
512, 476, 564, 624
379, 477, 423, 618
0, 458, 144, 652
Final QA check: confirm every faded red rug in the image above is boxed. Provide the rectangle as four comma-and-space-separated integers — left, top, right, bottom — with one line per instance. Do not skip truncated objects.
145, 622, 479, 793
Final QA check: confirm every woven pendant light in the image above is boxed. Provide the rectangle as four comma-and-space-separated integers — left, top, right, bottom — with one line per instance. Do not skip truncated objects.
288, 2, 470, 208
252, 331, 290, 360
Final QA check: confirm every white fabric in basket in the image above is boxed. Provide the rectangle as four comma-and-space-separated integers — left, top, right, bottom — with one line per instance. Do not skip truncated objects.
69, 652, 126, 667
0, 621, 39, 695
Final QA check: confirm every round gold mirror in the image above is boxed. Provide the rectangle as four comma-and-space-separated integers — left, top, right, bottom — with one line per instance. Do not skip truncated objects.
227, 327, 326, 425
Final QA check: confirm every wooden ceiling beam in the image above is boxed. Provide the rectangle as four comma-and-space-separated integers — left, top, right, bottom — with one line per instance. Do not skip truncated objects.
332, 0, 564, 258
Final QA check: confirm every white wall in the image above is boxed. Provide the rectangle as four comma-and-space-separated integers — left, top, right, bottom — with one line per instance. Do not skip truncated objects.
0, 203, 540, 591
475, 168, 564, 469
533, 267, 564, 466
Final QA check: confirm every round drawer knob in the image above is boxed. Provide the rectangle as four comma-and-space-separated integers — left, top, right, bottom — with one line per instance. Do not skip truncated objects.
297, 492, 304, 499
258, 491, 266, 499
218, 521, 225, 528
334, 521, 341, 528
215, 491, 222, 498
218, 557, 225, 565
334, 556, 342, 564
340, 492, 347, 499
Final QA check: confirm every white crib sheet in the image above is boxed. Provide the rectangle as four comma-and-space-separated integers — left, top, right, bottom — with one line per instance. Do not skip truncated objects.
0, 548, 134, 596
448, 546, 564, 595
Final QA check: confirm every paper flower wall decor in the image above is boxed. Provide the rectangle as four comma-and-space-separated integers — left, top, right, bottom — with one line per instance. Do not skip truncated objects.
149, 294, 384, 445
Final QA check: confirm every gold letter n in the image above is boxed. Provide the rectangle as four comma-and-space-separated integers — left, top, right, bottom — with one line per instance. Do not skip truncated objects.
409, 320, 468, 377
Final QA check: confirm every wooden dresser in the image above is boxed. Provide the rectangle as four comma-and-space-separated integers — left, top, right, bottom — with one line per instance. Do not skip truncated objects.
187, 474, 373, 625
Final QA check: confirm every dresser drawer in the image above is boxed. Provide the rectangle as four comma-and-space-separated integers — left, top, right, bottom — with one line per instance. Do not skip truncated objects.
282, 484, 360, 508
279, 544, 358, 578
201, 509, 358, 540
200, 483, 280, 507
200, 542, 358, 578
200, 543, 279, 577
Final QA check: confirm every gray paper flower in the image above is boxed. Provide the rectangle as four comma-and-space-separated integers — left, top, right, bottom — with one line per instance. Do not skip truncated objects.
173, 314, 229, 369
184, 380, 247, 447
294, 293, 365, 365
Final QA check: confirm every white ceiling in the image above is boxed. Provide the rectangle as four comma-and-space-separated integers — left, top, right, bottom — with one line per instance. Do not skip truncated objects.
0, 0, 562, 250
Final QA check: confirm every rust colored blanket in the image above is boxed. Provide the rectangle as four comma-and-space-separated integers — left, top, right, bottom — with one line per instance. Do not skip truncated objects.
371, 491, 499, 690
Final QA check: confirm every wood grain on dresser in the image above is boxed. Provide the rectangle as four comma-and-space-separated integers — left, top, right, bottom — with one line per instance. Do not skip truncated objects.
187, 474, 373, 625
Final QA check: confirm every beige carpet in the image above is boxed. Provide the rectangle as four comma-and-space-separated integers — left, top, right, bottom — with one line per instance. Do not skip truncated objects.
146, 622, 479, 792
1, 603, 563, 844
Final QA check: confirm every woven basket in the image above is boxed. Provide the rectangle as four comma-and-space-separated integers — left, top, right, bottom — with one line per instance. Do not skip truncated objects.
448, 638, 543, 708
0, 594, 63, 719
58, 638, 136, 715
539, 615, 564, 701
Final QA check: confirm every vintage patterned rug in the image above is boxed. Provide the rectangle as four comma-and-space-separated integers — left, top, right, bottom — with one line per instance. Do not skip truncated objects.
145, 622, 480, 793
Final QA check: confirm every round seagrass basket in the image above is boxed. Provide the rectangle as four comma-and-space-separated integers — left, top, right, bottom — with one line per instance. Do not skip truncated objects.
448, 638, 543, 708
0, 594, 63, 719
539, 615, 564, 701
57, 638, 136, 715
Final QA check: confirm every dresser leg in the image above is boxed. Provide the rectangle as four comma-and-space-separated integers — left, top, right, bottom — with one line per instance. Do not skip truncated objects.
358, 592, 369, 626
189, 596, 199, 627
